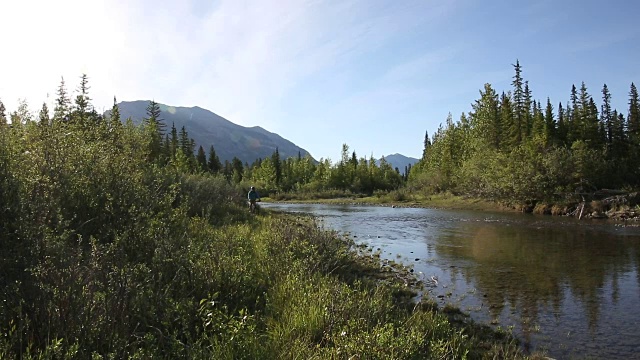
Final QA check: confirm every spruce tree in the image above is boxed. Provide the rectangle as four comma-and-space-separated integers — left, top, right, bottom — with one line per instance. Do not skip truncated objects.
231, 157, 244, 182
53, 77, 71, 122
207, 145, 222, 173
523, 81, 533, 140
422, 130, 431, 159
170, 123, 178, 158
0, 99, 6, 126
272, 147, 282, 186
223, 160, 232, 181
628, 83, 640, 142
577, 82, 595, 143
567, 85, 579, 144
196, 145, 207, 172
544, 98, 556, 145
585, 97, 601, 148
511, 61, 525, 145
38, 102, 50, 126
556, 102, 567, 146
610, 111, 627, 159
145, 100, 166, 136
110, 97, 122, 131
74, 74, 92, 126
627, 83, 640, 181
600, 84, 613, 152
531, 100, 545, 142
144, 102, 164, 164
471, 83, 500, 149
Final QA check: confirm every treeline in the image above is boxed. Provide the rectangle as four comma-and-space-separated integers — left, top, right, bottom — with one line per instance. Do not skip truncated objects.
409, 61, 640, 203
242, 144, 405, 195
0, 75, 530, 358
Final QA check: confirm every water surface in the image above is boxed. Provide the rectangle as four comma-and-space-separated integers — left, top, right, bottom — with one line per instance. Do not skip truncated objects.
262, 203, 640, 359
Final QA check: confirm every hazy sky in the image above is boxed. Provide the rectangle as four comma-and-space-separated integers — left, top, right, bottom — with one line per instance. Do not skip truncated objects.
1, 0, 639, 160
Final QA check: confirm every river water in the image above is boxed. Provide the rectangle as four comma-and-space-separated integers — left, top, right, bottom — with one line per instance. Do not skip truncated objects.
262, 203, 640, 359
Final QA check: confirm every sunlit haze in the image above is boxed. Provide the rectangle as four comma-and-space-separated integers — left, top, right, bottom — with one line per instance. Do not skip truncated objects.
1, 0, 639, 160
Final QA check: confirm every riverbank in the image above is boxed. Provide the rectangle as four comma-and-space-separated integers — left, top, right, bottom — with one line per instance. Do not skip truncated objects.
263, 191, 640, 222
263, 192, 504, 211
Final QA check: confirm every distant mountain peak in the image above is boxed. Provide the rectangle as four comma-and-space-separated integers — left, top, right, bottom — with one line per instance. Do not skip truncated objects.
377, 153, 419, 174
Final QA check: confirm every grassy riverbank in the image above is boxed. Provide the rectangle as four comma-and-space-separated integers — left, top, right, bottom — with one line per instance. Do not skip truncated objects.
265, 191, 511, 212
1, 193, 541, 358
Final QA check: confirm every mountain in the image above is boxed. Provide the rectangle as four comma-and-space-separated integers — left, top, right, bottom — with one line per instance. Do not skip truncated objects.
379, 153, 419, 174
108, 100, 312, 164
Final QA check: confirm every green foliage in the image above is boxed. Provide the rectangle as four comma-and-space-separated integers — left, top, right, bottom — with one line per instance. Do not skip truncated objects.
410, 61, 640, 204
0, 76, 538, 359
247, 143, 403, 198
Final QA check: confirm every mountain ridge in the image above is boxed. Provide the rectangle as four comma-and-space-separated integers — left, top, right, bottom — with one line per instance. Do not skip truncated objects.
108, 100, 313, 164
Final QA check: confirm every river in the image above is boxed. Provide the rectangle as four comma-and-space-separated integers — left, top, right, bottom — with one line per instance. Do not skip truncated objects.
261, 202, 640, 359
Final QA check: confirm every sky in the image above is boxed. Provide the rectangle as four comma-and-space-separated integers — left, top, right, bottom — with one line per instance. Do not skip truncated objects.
1, 0, 639, 161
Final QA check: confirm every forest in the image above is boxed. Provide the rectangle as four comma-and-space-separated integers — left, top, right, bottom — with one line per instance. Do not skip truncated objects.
409, 61, 640, 205
0, 76, 537, 358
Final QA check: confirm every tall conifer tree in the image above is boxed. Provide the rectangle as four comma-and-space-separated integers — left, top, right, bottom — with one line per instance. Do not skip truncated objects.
53, 77, 70, 122
207, 145, 222, 173
511, 61, 525, 145
601, 84, 613, 152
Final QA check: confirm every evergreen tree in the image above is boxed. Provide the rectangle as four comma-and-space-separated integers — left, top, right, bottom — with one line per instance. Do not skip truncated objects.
170, 123, 178, 158
567, 84, 579, 143
38, 102, 50, 126
585, 96, 601, 148
628, 83, 640, 142
511, 61, 525, 145
272, 147, 282, 187
600, 84, 613, 152
144, 101, 165, 164
223, 160, 232, 181
556, 102, 567, 146
231, 157, 244, 183
75, 74, 91, 113
163, 134, 171, 160
0, 99, 7, 126
470, 83, 500, 149
422, 130, 431, 159
531, 100, 545, 143
196, 145, 207, 172
178, 126, 191, 156
523, 81, 533, 139
207, 145, 222, 173
109, 97, 122, 131
499, 91, 517, 149
544, 98, 556, 145
610, 111, 627, 159
73, 74, 93, 126
53, 77, 71, 122
145, 100, 166, 136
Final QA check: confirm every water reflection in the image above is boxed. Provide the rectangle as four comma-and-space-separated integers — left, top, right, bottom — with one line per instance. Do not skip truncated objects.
262, 203, 640, 359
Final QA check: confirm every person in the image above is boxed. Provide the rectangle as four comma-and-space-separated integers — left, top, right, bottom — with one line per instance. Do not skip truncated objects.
247, 186, 260, 212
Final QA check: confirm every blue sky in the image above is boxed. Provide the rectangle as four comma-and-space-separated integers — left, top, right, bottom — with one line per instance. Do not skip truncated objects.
1, 0, 638, 160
